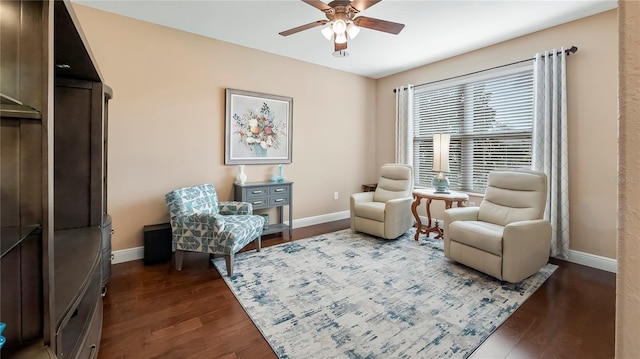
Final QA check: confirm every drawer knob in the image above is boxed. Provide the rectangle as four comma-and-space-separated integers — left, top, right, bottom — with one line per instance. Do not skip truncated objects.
253, 201, 262, 205
252, 190, 262, 194
275, 188, 284, 192
275, 199, 284, 202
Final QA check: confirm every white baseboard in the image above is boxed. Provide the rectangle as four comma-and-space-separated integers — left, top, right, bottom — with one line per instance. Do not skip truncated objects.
112, 246, 145, 264
113, 211, 618, 274
286, 210, 351, 229
565, 249, 617, 273
112, 210, 351, 264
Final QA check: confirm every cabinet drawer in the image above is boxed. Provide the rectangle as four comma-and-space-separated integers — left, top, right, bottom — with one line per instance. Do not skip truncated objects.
248, 198, 269, 209
57, 262, 101, 359
76, 299, 102, 359
245, 187, 268, 199
270, 196, 289, 206
270, 185, 289, 195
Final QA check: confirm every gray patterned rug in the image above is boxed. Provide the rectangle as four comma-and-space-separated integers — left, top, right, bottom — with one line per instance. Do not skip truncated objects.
212, 228, 556, 359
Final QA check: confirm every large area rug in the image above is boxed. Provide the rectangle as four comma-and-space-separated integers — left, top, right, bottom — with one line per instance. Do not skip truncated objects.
212, 228, 557, 359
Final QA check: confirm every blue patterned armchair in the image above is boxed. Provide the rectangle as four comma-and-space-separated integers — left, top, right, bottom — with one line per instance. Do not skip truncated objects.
165, 183, 264, 276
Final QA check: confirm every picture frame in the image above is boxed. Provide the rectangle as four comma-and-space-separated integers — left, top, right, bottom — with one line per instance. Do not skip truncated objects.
225, 88, 293, 165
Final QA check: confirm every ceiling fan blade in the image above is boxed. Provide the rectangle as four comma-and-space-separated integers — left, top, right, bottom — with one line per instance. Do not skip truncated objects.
302, 0, 333, 12
279, 20, 328, 36
334, 41, 348, 52
348, 0, 382, 12
353, 16, 405, 35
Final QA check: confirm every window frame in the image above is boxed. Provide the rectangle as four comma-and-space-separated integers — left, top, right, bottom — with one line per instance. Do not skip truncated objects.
412, 65, 534, 193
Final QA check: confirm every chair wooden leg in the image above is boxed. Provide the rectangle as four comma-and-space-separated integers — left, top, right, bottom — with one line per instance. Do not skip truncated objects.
255, 236, 262, 252
175, 250, 184, 271
225, 253, 234, 276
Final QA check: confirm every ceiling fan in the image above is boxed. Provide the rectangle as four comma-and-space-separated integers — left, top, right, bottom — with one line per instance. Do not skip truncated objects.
279, 0, 405, 55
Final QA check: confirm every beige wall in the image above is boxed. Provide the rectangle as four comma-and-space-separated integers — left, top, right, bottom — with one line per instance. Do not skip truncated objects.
617, 1, 639, 357
72, 4, 377, 251
376, 10, 618, 259
74, 4, 618, 261
71, 3, 640, 354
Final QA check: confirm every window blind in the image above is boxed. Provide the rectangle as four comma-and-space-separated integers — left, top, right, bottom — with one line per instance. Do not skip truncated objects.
413, 67, 534, 192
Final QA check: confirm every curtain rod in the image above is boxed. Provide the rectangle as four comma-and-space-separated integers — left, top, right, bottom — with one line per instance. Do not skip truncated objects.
393, 46, 578, 93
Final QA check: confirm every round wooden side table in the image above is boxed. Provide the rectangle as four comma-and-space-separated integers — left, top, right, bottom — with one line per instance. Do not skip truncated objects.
411, 188, 469, 240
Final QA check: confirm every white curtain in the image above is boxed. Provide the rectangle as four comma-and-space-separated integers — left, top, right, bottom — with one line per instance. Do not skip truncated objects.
395, 85, 413, 165
532, 48, 570, 258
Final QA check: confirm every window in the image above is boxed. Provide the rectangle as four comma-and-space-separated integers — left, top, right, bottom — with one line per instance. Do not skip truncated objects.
412, 66, 534, 193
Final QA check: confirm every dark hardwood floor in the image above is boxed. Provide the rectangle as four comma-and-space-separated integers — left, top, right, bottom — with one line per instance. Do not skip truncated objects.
98, 220, 615, 359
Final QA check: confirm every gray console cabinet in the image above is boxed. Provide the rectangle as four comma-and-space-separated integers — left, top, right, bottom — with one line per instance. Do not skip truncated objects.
234, 181, 293, 238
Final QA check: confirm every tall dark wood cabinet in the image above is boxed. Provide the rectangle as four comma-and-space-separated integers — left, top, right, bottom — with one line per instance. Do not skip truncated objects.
0, 1, 111, 358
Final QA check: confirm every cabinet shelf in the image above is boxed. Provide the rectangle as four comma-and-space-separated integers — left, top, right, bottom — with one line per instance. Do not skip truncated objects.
3, 339, 56, 359
262, 223, 291, 236
1, 225, 41, 258
0, 93, 41, 119
53, 227, 102, 326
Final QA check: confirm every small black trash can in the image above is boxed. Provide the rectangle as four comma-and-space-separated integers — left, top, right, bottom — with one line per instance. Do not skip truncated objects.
143, 223, 172, 265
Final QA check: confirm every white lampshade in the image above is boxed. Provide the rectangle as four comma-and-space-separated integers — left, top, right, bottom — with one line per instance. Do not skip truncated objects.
432, 133, 450, 172
335, 33, 347, 44
320, 25, 334, 40
346, 22, 360, 39
333, 19, 347, 34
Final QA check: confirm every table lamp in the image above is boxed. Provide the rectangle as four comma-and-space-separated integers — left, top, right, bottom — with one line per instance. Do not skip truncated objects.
432, 133, 451, 193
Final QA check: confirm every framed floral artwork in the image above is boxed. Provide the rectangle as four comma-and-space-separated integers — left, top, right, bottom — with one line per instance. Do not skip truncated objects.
225, 89, 293, 165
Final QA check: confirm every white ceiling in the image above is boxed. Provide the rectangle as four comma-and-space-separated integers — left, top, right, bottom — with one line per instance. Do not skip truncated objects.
73, 0, 617, 79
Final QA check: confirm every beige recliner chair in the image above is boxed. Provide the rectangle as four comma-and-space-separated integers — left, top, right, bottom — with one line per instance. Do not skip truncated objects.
350, 164, 414, 239
443, 170, 552, 283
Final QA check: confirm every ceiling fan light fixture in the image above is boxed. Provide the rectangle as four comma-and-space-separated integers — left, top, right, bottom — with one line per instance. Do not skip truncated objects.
332, 19, 347, 34
335, 33, 347, 44
320, 24, 334, 40
280, 0, 405, 56
346, 22, 360, 39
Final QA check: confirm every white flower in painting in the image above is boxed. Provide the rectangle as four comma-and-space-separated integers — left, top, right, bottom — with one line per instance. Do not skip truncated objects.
232, 103, 282, 150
